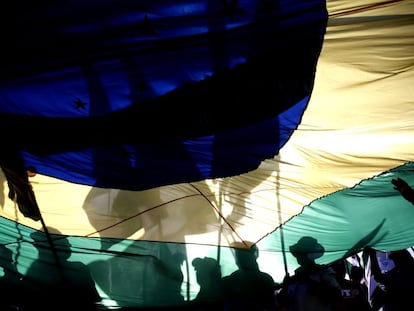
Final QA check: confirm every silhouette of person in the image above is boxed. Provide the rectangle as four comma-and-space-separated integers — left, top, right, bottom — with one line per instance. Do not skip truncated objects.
152, 247, 186, 305
21, 228, 101, 311
277, 236, 342, 311
331, 259, 371, 311
191, 256, 223, 310
221, 242, 276, 311
366, 247, 414, 311
0, 244, 24, 310
349, 264, 371, 309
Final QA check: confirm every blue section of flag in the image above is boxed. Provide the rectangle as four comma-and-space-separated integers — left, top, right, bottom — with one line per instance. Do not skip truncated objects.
0, 0, 327, 190
23, 98, 307, 189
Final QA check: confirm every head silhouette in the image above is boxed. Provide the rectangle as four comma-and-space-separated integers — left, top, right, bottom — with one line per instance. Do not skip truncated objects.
331, 259, 347, 279
389, 249, 414, 269
290, 236, 325, 270
31, 227, 72, 261
350, 265, 364, 283
192, 257, 221, 290
230, 242, 259, 270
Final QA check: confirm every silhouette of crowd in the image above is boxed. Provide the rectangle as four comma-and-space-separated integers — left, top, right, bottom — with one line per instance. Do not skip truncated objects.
0, 176, 413, 311
0, 228, 101, 311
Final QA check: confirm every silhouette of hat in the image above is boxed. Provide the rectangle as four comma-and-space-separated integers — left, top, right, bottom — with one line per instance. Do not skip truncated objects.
290, 236, 324, 259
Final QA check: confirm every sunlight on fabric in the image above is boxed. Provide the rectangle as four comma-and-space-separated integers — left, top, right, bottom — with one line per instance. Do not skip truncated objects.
0, 170, 292, 246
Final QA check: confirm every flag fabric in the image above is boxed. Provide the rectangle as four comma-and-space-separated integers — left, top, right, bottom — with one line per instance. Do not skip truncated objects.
0, 0, 413, 308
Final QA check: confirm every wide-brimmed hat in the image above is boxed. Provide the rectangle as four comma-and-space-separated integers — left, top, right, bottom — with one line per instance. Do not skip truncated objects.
290, 236, 324, 259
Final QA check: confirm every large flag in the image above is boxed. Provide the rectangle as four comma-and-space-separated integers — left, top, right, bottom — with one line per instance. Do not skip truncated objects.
0, 0, 413, 308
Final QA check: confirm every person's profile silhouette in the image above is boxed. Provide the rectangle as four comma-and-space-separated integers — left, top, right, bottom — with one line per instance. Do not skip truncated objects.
221, 242, 276, 311
289, 236, 326, 274
0, 244, 23, 309
22, 228, 101, 310
192, 257, 222, 301
278, 236, 342, 311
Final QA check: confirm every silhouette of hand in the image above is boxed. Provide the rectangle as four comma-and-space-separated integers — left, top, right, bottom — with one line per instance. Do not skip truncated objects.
391, 177, 414, 204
